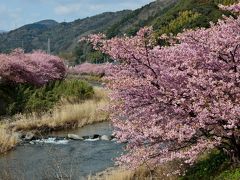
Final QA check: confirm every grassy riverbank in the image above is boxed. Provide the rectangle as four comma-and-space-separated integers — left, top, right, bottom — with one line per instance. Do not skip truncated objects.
0, 86, 109, 154
90, 150, 240, 180
7, 87, 109, 133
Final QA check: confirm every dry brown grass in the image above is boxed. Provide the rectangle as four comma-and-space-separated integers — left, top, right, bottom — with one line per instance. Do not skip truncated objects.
89, 162, 182, 180
7, 87, 109, 133
9, 99, 108, 133
89, 168, 133, 180
0, 128, 19, 153
0, 87, 109, 154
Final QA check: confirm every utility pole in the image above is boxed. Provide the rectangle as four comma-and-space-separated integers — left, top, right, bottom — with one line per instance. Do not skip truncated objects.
21, 40, 24, 50
48, 38, 51, 54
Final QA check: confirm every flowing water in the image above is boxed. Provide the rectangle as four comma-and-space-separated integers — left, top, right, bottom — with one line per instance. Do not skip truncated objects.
0, 122, 123, 180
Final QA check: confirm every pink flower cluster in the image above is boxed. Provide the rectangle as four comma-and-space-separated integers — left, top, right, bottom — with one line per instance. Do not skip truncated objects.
219, 2, 240, 13
87, 4, 240, 168
69, 62, 110, 76
0, 49, 66, 85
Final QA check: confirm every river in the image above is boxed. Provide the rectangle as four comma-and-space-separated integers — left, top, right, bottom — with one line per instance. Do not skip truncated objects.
0, 122, 123, 180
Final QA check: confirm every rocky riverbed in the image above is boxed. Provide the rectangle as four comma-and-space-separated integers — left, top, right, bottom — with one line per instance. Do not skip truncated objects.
0, 122, 123, 180
18, 131, 116, 145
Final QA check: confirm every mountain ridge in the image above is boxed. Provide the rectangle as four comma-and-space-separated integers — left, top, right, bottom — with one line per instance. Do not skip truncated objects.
0, 10, 132, 53
0, 30, 6, 34
0, 0, 176, 54
0, 0, 237, 58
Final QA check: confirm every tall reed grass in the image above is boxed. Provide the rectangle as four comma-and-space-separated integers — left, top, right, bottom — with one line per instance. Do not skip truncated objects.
8, 87, 109, 133
0, 87, 109, 153
0, 128, 18, 153
89, 162, 181, 180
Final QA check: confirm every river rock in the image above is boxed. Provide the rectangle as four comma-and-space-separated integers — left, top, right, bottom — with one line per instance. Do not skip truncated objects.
14, 132, 24, 139
82, 134, 100, 141
25, 132, 36, 141
100, 135, 111, 141
82, 134, 100, 140
111, 138, 117, 142
10, 132, 23, 144
67, 134, 83, 140
92, 134, 101, 139
82, 135, 90, 139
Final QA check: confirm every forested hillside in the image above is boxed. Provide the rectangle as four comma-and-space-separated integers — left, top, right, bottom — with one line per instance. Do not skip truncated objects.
0, 11, 131, 54
0, 0, 237, 65
107, 0, 238, 38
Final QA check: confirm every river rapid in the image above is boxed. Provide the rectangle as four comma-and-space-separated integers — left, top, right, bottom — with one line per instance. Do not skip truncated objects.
0, 122, 123, 180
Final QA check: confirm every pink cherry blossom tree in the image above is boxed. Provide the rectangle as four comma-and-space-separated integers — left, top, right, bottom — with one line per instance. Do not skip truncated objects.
68, 62, 110, 76
219, 2, 240, 13
0, 49, 66, 86
86, 3, 240, 168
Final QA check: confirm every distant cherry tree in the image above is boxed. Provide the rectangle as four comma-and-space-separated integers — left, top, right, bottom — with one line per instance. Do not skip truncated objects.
68, 62, 110, 76
0, 49, 66, 86
87, 3, 240, 168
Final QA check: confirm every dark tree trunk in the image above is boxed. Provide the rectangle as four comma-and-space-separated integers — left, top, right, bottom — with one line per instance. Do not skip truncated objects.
228, 135, 240, 164
229, 151, 240, 164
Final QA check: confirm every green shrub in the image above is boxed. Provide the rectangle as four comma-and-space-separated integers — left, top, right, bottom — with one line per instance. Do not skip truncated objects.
152, 0, 238, 38
215, 168, 240, 180
0, 79, 94, 115
180, 150, 229, 180
156, 10, 201, 36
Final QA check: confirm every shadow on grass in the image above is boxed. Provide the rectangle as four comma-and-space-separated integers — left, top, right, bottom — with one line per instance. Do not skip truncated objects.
180, 150, 231, 180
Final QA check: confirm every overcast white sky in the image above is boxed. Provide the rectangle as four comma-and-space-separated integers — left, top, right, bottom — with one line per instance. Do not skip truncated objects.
0, 0, 154, 30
